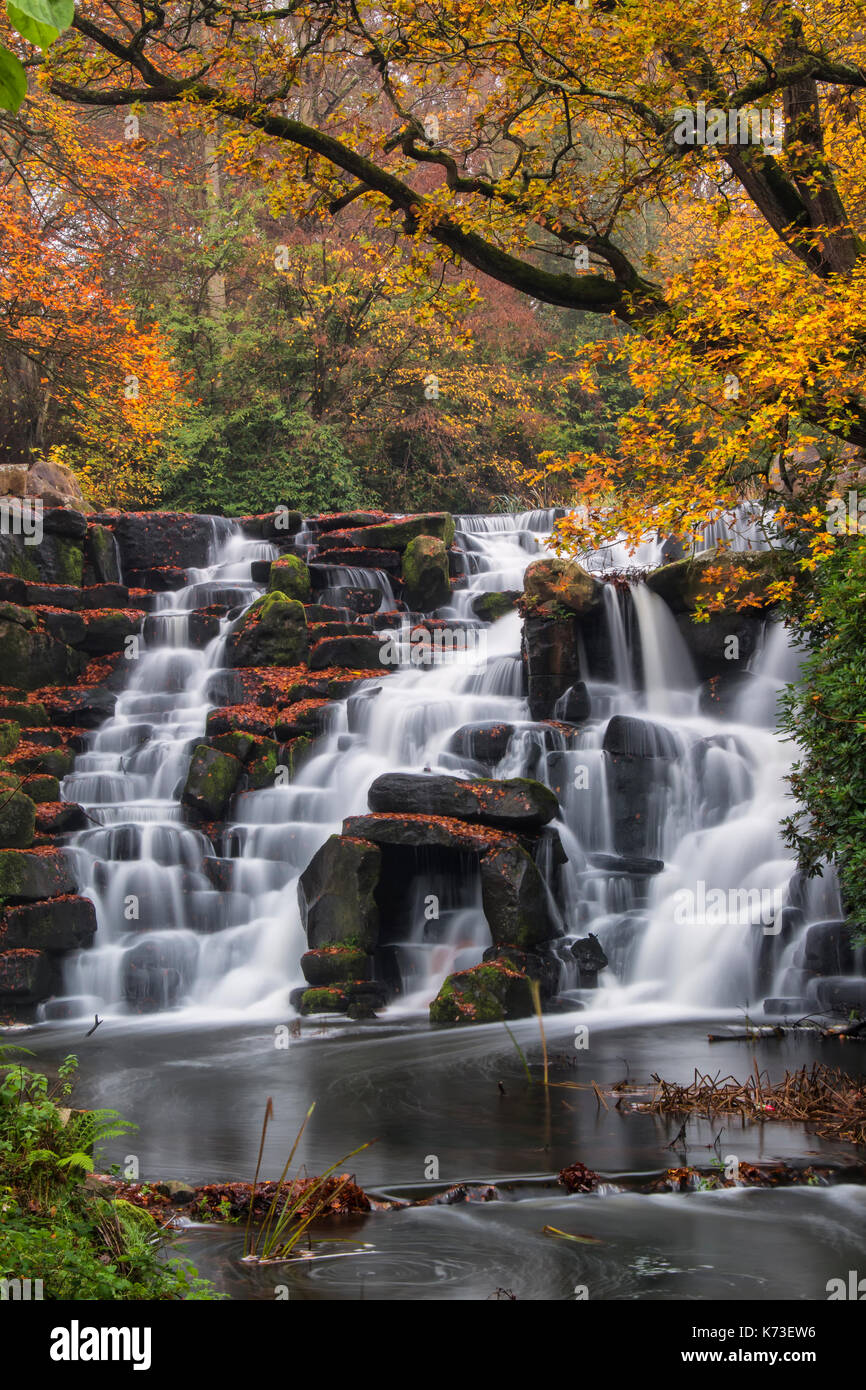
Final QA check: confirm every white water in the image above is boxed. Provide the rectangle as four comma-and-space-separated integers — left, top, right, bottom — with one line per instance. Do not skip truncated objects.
53, 508, 844, 1023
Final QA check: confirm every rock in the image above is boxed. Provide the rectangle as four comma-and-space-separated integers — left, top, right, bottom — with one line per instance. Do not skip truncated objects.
41, 609, 87, 646
482, 945, 561, 997
698, 671, 760, 718
0, 529, 83, 586
153, 1180, 196, 1205
297, 987, 349, 1015
25, 776, 61, 804
24, 459, 89, 510
300, 948, 373, 986
78, 583, 130, 609
402, 534, 451, 611
367, 772, 558, 831
267, 554, 312, 602
106, 512, 218, 571
309, 634, 387, 671
803, 920, 855, 976
447, 722, 515, 764
429, 959, 534, 1024
555, 681, 592, 723
0, 848, 76, 900
762, 997, 808, 1016
318, 547, 402, 572
813, 977, 866, 1013
2, 895, 97, 950
0, 791, 36, 849
343, 812, 512, 855
0, 949, 58, 1000
85, 524, 121, 583
42, 507, 87, 540
0, 719, 20, 755
603, 714, 680, 758
330, 513, 455, 551
679, 612, 765, 682
125, 566, 187, 591
480, 842, 560, 948
471, 591, 521, 623
44, 686, 116, 728
0, 700, 47, 727
646, 550, 782, 615
571, 933, 608, 986
181, 745, 242, 819
308, 510, 389, 532
35, 801, 88, 833
523, 557, 602, 616
76, 609, 143, 656
524, 615, 581, 720
261, 509, 303, 539
298, 835, 381, 950
0, 616, 85, 689
225, 592, 309, 668
587, 852, 665, 875
123, 935, 196, 1010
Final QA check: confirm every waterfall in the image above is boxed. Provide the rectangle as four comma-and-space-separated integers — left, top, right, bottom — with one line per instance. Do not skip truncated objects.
52, 507, 847, 1022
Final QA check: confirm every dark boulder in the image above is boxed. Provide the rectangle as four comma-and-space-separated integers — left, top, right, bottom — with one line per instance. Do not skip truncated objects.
0, 849, 76, 901
429, 959, 534, 1024
367, 772, 558, 831
298, 834, 381, 951
181, 746, 243, 820
401, 535, 451, 611
480, 842, 560, 949
2, 895, 97, 951
309, 634, 387, 671
447, 722, 515, 765
225, 592, 309, 668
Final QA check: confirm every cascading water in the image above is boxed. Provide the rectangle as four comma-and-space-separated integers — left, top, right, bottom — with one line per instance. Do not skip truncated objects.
53, 506, 848, 1023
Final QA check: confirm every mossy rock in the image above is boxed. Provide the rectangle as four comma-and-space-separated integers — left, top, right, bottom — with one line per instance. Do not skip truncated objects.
646, 548, 785, 615
300, 948, 372, 986
0, 848, 75, 900
298, 987, 349, 1015
0, 701, 47, 727
76, 610, 142, 655
243, 739, 282, 790
471, 590, 521, 623
523, 557, 602, 616
0, 721, 20, 756
181, 745, 243, 819
267, 554, 312, 603
210, 731, 257, 762
0, 621, 85, 690
344, 513, 455, 551
12, 746, 74, 780
111, 1199, 159, 1236
86, 524, 121, 583
429, 961, 534, 1024
0, 791, 36, 849
225, 592, 309, 668
402, 534, 450, 612
298, 834, 381, 949
278, 736, 313, 782
21, 774, 61, 803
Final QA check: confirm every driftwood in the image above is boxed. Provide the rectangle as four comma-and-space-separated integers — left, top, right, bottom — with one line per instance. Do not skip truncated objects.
708, 1016, 866, 1044
635, 1061, 866, 1147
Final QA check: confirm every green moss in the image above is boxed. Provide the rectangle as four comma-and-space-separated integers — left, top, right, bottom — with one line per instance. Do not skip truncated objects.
21, 775, 60, 803
0, 791, 36, 849
299, 987, 348, 1014
471, 590, 520, 623
181, 745, 243, 818
267, 553, 312, 602
54, 538, 84, 587
0, 721, 21, 756
429, 960, 534, 1025
402, 534, 450, 611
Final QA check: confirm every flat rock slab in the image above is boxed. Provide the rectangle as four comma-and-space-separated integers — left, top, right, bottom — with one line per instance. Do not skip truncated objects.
342, 812, 517, 855
367, 772, 558, 831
